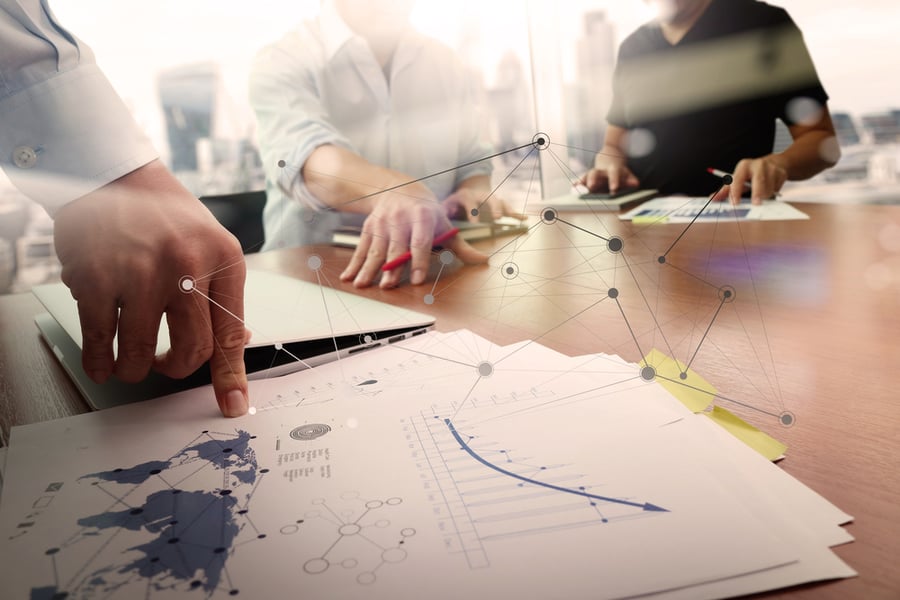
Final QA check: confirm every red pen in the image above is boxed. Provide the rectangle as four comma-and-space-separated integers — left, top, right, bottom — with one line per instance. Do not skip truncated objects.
381, 227, 460, 272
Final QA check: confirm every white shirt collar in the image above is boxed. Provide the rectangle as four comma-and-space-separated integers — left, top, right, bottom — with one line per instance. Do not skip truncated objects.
319, 0, 358, 61
318, 0, 422, 68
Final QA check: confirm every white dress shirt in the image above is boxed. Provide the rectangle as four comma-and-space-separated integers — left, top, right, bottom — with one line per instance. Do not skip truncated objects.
249, 0, 493, 250
0, 0, 157, 214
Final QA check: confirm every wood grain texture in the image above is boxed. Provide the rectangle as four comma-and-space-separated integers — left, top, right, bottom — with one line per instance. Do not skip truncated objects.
1, 202, 898, 598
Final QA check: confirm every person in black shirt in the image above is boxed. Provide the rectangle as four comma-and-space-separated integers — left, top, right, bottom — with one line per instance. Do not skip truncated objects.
583, 0, 840, 204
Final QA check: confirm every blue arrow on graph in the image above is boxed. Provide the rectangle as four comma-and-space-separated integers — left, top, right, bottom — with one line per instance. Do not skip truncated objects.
445, 419, 668, 512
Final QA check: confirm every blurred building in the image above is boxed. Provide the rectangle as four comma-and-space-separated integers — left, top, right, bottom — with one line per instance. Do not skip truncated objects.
566, 10, 617, 169
157, 62, 264, 196
831, 111, 861, 147
860, 110, 900, 145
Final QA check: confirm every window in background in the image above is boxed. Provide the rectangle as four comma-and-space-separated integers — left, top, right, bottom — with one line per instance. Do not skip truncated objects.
3, 1, 900, 294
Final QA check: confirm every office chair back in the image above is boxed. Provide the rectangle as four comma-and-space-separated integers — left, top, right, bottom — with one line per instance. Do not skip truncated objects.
198, 190, 267, 254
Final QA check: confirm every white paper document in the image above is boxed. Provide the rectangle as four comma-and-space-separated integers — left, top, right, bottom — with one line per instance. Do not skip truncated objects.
0, 330, 854, 599
619, 196, 810, 222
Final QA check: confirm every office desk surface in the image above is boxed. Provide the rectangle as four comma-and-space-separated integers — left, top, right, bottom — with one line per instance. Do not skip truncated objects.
1, 202, 898, 599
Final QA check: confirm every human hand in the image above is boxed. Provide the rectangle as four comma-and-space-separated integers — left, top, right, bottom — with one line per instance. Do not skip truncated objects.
582, 150, 640, 194
443, 186, 525, 223
339, 184, 488, 289
53, 160, 249, 417
711, 156, 788, 205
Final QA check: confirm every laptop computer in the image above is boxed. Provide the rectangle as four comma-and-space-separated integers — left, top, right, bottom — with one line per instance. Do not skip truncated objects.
32, 269, 436, 409
534, 187, 658, 212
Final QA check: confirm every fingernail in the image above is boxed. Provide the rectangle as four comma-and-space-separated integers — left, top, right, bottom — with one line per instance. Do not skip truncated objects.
88, 369, 111, 384
410, 269, 425, 285
223, 389, 248, 417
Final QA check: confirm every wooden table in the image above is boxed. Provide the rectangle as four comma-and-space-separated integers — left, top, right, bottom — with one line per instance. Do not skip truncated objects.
1, 202, 898, 598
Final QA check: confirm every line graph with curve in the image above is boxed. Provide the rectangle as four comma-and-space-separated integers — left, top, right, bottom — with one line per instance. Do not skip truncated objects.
405, 410, 669, 569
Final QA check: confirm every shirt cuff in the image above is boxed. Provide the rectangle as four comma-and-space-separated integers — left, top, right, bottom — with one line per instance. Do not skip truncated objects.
0, 63, 158, 215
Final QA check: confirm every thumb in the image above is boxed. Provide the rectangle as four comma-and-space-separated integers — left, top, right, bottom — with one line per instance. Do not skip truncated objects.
447, 236, 489, 265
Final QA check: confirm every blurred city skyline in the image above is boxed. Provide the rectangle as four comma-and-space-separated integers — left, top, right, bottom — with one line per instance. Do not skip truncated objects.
4, 0, 900, 293
49, 0, 900, 118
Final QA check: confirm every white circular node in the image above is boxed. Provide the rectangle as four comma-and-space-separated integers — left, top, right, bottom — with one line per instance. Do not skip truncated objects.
307, 255, 323, 271
623, 128, 656, 158
439, 250, 455, 266
248, 406, 257, 416
785, 97, 824, 127
401, 528, 416, 537
477, 361, 494, 378
179, 276, 195, 293
280, 524, 299, 535
357, 572, 377, 585
338, 523, 362, 536
386, 497, 403, 506
363, 335, 373, 344
382, 548, 407, 563
304, 558, 329, 575
423, 294, 435, 305
274, 342, 283, 351
366, 500, 384, 509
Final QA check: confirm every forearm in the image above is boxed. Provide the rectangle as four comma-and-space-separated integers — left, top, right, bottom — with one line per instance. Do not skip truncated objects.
455, 174, 492, 194
302, 144, 436, 214
596, 125, 629, 166
768, 129, 840, 181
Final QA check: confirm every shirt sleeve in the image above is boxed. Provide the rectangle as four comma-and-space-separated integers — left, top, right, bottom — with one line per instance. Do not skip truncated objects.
248, 32, 356, 211
450, 66, 494, 187
767, 12, 830, 126
0, 0, 158, 215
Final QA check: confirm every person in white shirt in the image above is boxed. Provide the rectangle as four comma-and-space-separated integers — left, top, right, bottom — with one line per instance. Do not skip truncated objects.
250, 0, 518, 289
0, 0, 249, 417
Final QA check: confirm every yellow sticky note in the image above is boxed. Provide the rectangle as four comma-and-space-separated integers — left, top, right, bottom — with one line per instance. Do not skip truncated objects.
642, 348, 716, 413
632, 216, 669, 224
704, 405, 787, 461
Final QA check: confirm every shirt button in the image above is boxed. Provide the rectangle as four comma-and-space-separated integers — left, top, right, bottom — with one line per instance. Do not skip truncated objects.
12, 146, 38, 169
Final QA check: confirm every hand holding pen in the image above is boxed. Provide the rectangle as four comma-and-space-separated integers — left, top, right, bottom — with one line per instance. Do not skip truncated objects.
381, 227, 461, 272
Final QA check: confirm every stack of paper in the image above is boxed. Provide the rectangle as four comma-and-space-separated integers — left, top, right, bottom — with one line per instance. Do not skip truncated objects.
0, 329, 854, 599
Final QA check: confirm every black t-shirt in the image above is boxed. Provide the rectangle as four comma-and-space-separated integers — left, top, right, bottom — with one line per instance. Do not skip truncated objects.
606, 0, 829, 195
